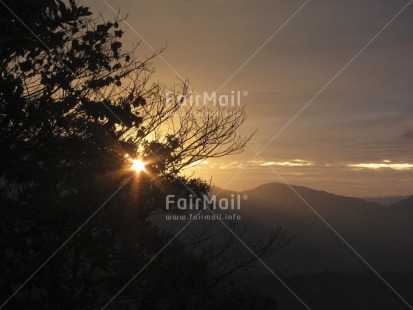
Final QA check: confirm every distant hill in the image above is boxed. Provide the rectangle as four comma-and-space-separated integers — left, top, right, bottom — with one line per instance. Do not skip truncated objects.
364, 196, 409, 206
213, 182, 413, 273
390, 196, 413, 209
154, 183, 413, 273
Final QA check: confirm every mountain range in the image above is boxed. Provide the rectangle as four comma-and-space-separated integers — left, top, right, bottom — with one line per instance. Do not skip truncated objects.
213, 182, 413, 273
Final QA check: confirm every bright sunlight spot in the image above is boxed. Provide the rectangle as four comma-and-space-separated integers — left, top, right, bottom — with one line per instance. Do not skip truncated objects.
131, 159, 146, 172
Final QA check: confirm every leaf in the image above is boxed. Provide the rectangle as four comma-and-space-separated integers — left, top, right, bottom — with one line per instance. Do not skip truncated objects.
19, 60, 32, 72
111, 41, 122, 52
132, 96, 146, 107
112, 63, 121, 70
97, 24, 107, 33
133, 115, 143, 126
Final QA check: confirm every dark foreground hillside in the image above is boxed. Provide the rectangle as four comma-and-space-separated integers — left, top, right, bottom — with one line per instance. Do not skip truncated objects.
239, 271, 413, 310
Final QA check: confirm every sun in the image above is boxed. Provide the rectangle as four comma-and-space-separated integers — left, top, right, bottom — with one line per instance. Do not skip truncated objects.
131, 159, 146, 172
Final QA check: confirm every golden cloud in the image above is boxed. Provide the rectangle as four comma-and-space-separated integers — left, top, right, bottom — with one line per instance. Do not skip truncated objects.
348, 161, 413, 171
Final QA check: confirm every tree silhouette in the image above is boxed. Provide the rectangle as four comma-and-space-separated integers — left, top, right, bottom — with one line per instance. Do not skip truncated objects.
0, 1, 286, 309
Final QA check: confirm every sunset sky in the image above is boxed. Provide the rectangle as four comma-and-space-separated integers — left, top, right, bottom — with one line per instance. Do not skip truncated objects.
86, 0, 413, 197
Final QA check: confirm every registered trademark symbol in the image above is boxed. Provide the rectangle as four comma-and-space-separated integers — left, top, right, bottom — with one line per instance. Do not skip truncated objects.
243, 91, 248, 97
243, 194, 248, 200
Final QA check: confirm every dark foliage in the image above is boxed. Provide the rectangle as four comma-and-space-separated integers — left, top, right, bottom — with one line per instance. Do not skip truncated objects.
0, 1, 283, 309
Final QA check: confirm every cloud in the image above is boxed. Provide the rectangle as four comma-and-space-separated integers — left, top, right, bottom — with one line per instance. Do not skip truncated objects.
182, 160, 209, 169
348, 160, 413, 171
192, 159, 315, 170
252, 159, 314, 167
